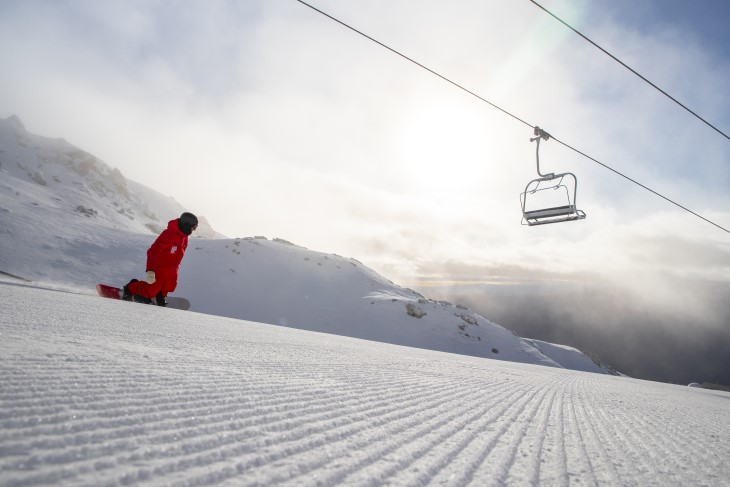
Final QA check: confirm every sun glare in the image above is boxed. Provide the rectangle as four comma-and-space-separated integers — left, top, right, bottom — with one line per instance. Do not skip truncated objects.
397, 101, 489, 199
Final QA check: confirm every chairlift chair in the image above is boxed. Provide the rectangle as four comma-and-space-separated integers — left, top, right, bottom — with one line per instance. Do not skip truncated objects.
520, 127, 586, 226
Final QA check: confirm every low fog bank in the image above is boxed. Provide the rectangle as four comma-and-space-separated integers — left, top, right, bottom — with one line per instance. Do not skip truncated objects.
416, 274, 730, 386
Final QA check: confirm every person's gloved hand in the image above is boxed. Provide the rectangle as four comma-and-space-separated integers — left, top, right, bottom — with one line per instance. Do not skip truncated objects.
146, 271, 156, 284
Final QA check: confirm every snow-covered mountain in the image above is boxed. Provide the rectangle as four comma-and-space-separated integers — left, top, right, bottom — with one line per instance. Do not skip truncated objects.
0, 115, 220, 238
5, 116, 729, 486
0, 116, 615, 375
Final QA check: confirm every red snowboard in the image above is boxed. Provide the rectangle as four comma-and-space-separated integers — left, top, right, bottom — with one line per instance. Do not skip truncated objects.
96, 284, 190, 310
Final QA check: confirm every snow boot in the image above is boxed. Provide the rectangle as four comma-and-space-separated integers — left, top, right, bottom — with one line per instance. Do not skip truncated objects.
132, 294, 152, 304
154, 292, 167, 307
121, 279, 138, 301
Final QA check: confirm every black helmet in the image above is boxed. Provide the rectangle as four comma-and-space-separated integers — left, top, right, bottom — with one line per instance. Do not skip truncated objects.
178, 212, 198, 235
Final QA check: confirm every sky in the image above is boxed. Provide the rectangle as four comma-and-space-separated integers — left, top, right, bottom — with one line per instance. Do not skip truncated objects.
1, 0, 729, 360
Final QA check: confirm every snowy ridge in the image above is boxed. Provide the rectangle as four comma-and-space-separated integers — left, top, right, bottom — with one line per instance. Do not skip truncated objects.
0, 115, 220, 237
178, 237, 562, 368
1, 283, 728, 486
523, 339, 620, 375
0, 116, 612, 373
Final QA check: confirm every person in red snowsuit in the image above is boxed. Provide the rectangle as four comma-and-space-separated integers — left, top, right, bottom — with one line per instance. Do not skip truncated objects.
123, 212, 198, 306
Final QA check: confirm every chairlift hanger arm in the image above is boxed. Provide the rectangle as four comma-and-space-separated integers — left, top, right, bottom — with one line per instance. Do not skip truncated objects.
532, 126, 550, 141
531, 126, 553, 178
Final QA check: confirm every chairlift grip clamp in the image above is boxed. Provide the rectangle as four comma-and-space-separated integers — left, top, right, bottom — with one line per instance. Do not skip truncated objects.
531, 126, 550, 142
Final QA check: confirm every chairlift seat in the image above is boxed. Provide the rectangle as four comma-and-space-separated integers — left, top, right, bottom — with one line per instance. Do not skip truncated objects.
524, 205, 576, 220
522, 205, 586, 226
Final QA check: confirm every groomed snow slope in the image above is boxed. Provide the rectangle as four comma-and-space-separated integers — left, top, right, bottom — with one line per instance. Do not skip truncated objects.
2, 283, 728, 486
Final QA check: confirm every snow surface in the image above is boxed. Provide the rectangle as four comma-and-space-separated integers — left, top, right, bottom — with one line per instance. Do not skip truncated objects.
2, 116, 728, 484
2, 282, 729, 486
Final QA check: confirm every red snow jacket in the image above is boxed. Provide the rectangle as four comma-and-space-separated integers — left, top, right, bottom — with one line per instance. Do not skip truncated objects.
146, 218, 189, 293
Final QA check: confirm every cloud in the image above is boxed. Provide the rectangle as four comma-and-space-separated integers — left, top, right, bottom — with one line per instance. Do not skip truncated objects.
406, 256, 730, 385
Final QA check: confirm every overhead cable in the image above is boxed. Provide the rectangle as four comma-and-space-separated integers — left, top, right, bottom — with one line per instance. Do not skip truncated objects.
294, 0, 533, 129
294, 0, 730, 236
527, 0, 730, 142
548, 134, 730, 235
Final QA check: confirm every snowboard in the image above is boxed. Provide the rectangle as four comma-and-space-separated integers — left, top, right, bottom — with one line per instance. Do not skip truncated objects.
96, 284, 190, 310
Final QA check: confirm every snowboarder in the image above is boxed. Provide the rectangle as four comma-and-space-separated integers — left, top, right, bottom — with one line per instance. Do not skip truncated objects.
122, 212, 198, 306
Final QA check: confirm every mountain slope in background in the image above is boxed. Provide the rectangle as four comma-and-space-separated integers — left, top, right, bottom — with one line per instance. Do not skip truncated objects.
0, 116, 616, 374
0, 115, 220, 238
